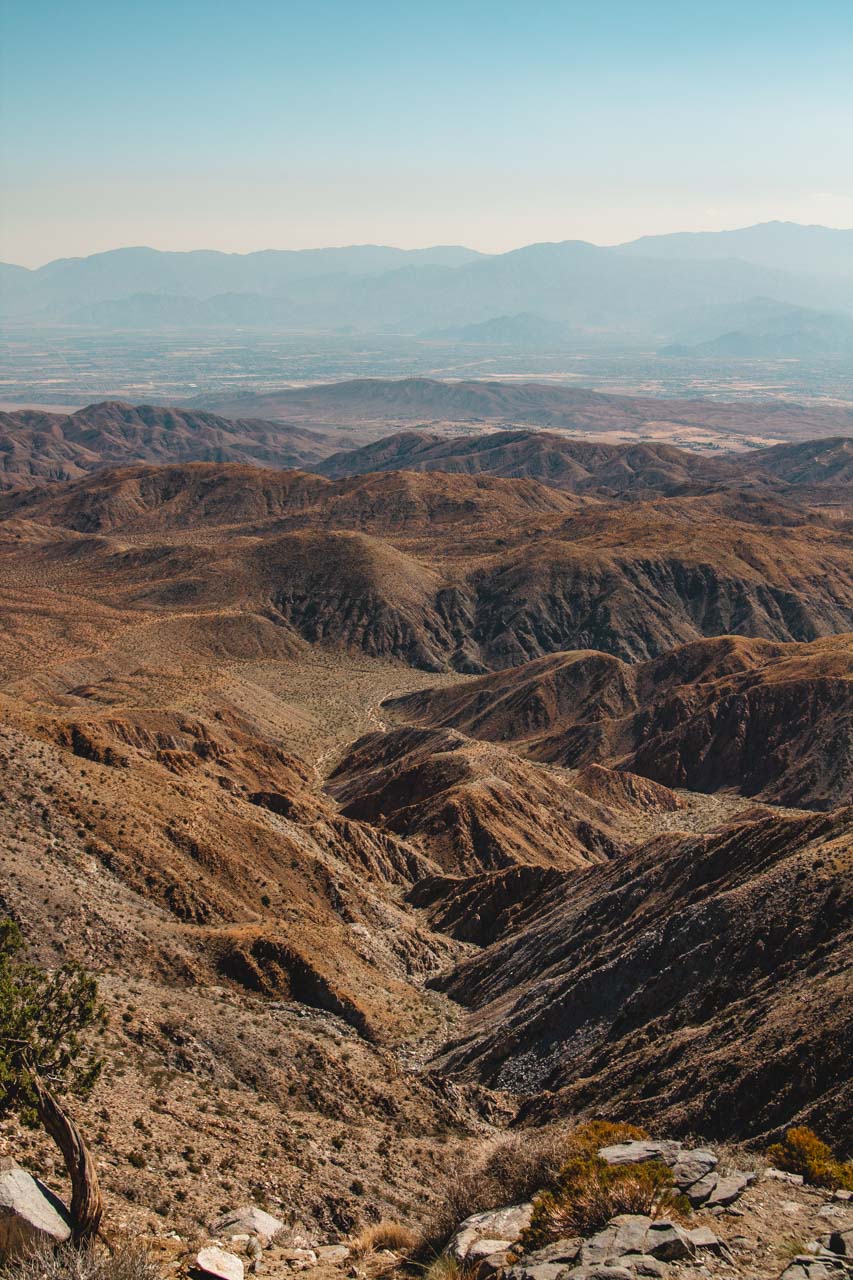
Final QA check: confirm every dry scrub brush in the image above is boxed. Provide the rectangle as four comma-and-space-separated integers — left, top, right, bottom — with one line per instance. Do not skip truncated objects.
0, 1242, 160, 1280
767, 1127, 853, 1191
414, 1120, 647, 1261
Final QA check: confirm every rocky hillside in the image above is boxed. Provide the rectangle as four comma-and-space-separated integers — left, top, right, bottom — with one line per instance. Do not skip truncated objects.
3, 464, 852, 674
388, 634, 853, 809
326, 725, 682, 874
0, 401, 334, 491
430, 805, 853, 1147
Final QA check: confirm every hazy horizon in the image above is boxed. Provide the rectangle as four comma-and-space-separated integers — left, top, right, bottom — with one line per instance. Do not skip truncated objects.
3, 0, 852, 267
3, 218, 853, 273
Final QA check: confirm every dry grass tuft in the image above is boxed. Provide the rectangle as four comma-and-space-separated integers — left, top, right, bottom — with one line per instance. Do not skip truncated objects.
352, 1221, 419, 1257
423, 1257, 462, 1280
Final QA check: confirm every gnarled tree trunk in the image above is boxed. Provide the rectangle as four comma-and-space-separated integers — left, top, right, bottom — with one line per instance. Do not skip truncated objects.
33, 1078, 103, 1243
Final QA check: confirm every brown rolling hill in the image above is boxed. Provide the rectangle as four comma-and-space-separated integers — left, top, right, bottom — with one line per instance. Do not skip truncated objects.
428, 805, 853, 1148
203, 376, 853, 443
318, 428, 853, 515
3, 463, 852, 674
0, 400, 334, 491
326, 724, 683, 876
387, 633, 853, 809
317, 428, 740, 496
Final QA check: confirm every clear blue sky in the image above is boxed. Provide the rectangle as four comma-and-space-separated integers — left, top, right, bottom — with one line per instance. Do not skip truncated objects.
2, 0, 852, 265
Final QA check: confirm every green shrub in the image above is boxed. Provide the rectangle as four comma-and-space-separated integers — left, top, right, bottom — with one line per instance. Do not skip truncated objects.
766, 1127, 853, 1191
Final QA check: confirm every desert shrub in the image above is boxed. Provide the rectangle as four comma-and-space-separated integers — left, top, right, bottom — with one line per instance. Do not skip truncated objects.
415, 1121, 649, 1261
352, 1220, 419, 1256
766, 1127, 853, 1191
0, 1240, 160, 1280
520, 1156, 685, 1249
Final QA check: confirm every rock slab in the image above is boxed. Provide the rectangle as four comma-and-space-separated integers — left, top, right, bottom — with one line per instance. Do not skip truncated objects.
0, 1158, 72, 1257
194, 1246, 246, 1280
449, 1203, 533, 1261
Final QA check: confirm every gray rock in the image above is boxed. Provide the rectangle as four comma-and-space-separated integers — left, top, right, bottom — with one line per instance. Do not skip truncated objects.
579, 1214, 652, 1263
505, 1263, 573, 1280
565, 1268, 635, 1280
277, 1248, 318, 1268
642, 1219, 695, 1261
315, 1245, 350, 1264
449, 1203, 534, 1262
466, 1238, 515, 1262
767, 1168, 805, 1185
671, 1151, 718, 1190
779, 1257, 846, 1279
212, 1206, 284, 1244
0, 1158, 72, 1257
704, 1171, 753, 1207
520, 1241, 583, 1266
818, 1204, 853, 1223
597, 1142, 681, 1167
685, 1172, 719, 1206
474, 1250, 513, 1279
624, 1259, 666, 1278
194, 1247, 246, 1280
686, 1226, 734, 1261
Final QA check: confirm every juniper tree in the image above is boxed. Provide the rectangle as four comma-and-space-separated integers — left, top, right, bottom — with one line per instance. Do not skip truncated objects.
0, 919, 106, 1241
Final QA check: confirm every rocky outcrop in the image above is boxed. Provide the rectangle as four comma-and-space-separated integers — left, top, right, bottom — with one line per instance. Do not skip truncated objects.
0, 1159, 71, 1257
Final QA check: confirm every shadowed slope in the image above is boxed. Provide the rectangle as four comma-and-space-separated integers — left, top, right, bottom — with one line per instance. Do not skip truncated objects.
429, 806, 853, 1147
388, 634, 853, 808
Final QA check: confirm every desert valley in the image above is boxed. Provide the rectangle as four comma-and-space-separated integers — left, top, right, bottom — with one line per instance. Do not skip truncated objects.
3, 1, 853, 1264
0, 369, 851, 1279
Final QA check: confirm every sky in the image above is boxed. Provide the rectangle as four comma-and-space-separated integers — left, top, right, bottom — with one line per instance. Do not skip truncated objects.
1, 0, 852, 267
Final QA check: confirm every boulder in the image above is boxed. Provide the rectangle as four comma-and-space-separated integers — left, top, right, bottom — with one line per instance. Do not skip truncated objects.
624, 1259, 666, 1278
474, 1249, 514, 1279
685, 1171, 719, 1206
597, 1142, 681, 1167
686, 1225, 730, 1258
505, 1238, 582, 1280
212, 1206, 284, 1244
641, 1220, 695, 1262
670, 1150, 717, 1190
504, 1264, 569, 1280
704, 1172, 754, 1208
578, 1215, 652, 1263
779, 1257, 847, 1278
466, 1238, 515, 1262
767, 1168, 805, 1185
0, 1158, 72, 1257
194, 1247, 246, 1280
565, 1268, 635, 1279
448, 1203, 533, 1262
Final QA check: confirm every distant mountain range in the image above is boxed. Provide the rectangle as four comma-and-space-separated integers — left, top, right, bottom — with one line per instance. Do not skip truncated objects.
3, 223, 852, 341
661, 297, 853, 358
